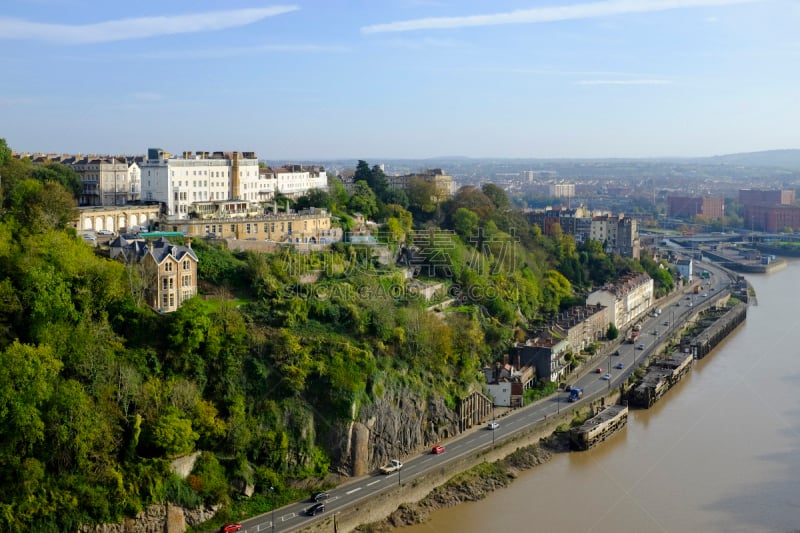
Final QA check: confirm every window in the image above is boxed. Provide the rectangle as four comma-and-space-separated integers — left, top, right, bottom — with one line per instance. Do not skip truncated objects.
162, 294, 168, 307
183, 260, 191, 270
163, 279, 168, 290
230, 225, 235, 232
165, 262, 173, 272
169, 294, 174, 307
169, 278, 174, 289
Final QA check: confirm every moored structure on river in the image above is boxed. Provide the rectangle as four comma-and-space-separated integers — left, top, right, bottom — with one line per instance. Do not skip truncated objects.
570, 404, 628, 450
629, 351, 693, 408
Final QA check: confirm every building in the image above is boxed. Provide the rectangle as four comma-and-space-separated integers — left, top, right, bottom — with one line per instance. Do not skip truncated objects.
109, 236, 198, 313
168, 204, 338, 245
586, 273, 654, 330
548, 304, 609, 353
590, 214, 641, 258
739, 189, 799, 232
257, 164, 328, 200
549, 182, 575, 199
139, 148, 261, 219
739, 189, 795, 208
743, 204, 800, 232
386, 168, 457, 202
675, 258, 693, 281
667, 196, 725, 219
75, 204, 161, 233
511, 337, 570, 384
483, 358, 535, 408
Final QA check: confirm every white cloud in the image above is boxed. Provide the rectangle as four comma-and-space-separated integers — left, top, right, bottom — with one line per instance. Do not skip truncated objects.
136, 43, 348, 60
361, 0, 760, 34
577, 79, 673, 84
0, 5, 298, 44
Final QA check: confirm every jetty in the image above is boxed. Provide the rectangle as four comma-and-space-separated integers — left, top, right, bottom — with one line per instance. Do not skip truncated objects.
629, 351, 693, 409
570, 404, 628, 450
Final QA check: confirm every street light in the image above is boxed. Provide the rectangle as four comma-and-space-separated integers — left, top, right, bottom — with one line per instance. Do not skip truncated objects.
270, 486, 275, 533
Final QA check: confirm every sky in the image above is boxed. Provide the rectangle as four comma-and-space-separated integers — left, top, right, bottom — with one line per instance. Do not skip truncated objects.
1, 0, 798, 160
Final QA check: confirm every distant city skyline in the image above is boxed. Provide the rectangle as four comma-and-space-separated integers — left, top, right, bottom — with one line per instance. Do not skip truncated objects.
2, 0, 797, 159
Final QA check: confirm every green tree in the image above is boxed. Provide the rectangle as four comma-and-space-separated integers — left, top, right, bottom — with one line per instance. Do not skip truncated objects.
606, 323, 619, 340
32, 162, 82, 198
452, 207, 479, 240
149, 407, 199, 457
347, 180, 378, 218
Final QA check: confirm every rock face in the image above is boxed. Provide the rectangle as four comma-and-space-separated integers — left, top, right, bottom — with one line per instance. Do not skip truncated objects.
77, 503, 220, 533
330, 387, 462, 475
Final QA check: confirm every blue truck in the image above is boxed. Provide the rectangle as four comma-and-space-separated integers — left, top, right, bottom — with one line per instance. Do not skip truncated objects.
568, 388, 584, 402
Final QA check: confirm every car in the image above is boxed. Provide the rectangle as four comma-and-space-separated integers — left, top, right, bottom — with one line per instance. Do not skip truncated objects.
613, 350, 620, 356
664, 320, 669, 326
653, 330, 659, 336
487, 422, 499, 430
615, 363, 624, 369
675, 302, 680, 307
313, 492, 330, 502
97, 229, 114, 235
689, 302, 693, 307
601, 373, 611, 380
637, 343, 645, 350
702, 293, 708, 297
710, 287, 716, 291
431, 444, 446, 454
82, 233, 97, 241
595, 367, 603, 374
220, 523, 242, 533
306, 502, 325, 516
686, 296, 691, 300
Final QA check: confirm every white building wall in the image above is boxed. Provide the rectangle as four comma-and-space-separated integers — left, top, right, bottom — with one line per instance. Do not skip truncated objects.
486, 383, 513, 407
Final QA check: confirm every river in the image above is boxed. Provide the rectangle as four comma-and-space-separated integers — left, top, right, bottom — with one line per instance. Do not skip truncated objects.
404, 261, 800, 533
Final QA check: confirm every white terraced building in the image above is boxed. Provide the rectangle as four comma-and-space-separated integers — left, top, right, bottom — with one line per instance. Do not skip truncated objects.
139, 148, 261, 219
257, 165, 328, 200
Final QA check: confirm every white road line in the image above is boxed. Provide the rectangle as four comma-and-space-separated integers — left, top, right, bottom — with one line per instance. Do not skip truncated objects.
466, 438, 476, 444
346, 487, 362, 495
367, 479, 381, 486
279, 512, 296, 521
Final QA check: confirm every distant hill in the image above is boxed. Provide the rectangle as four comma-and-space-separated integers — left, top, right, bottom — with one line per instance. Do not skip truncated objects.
704, 149, 800, 170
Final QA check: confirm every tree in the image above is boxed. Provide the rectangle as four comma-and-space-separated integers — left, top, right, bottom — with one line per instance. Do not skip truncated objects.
7, 179, 77, 232
606, 323, 619, 340
406, 177, 437, 215
148, 407, 199, 457
481, 183, 510, 210
347, 180, 378, 218
452, 207, 479, 240
32, 162, 82, 198
0, 138, 10, 168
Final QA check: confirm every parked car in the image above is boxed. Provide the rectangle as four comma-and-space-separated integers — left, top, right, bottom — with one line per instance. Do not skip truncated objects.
313, 492, 330, 502
97, 229, 114, 235
306, 502, 326, 516
82, 233, 97, 241
431, 444, 446, 454
487, 422, 499, 430
220, 523, 242, 533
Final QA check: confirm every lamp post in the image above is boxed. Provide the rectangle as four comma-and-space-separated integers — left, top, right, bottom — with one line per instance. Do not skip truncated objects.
491, 404, 496, 445
270, 486, 275, 533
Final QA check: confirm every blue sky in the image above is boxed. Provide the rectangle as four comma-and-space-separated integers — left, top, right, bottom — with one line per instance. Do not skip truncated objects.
1, 0, 797, 159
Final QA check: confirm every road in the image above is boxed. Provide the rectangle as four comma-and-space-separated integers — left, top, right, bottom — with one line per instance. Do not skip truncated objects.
231, 260, 732, 533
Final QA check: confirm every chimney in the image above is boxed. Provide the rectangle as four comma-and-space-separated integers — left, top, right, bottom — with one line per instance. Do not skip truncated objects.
516, 354, 521, 371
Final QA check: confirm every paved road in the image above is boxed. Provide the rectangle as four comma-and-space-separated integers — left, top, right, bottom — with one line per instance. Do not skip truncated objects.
232, 260, 732, 533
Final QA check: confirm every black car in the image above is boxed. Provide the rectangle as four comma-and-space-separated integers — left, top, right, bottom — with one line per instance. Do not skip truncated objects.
306, 502, 325, 516
313, 492, 330, 502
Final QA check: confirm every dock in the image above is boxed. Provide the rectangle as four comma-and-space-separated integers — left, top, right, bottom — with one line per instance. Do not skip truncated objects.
570, 404, 628, 451
629, 351, 693, 408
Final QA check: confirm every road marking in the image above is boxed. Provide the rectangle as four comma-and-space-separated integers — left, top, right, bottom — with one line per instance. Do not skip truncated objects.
279, 512, 296, 521
346, 487, 362, 495
367, 479, 381, 486
466, 438, 476, 445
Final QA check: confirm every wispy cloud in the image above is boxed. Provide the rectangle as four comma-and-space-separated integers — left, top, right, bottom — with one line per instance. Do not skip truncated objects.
361, 0, 759, 34
577, 79, 673, 85
136, 43, 348, 60
0, 5, 298, 44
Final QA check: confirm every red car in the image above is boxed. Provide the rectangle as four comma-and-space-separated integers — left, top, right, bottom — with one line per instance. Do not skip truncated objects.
221, 523, 242, 533
432, 444, 446, 454
595, 367, 603, 374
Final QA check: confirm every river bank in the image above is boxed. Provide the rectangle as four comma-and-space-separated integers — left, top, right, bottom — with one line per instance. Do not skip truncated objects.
354, 433, 571, 532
